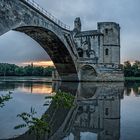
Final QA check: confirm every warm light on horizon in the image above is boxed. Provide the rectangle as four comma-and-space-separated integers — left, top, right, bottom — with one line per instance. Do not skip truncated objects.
21, 61, 54, 67
122, 60, 139, 65
19, 84, 53, 94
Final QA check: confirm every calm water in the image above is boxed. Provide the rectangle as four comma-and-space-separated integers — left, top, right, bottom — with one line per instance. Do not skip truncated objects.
0, 77, 140, 140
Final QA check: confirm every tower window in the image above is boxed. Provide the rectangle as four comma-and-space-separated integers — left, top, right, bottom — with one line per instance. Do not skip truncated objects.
105, 108, 109, 116
110, 28, 113, 32
105, 48, 109, 55
105, 29, 108, 34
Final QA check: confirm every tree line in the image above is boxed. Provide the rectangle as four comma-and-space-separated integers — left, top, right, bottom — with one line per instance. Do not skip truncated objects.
123, 60, 140, 77
1, 61, 140, 77
0, 63, 55, 76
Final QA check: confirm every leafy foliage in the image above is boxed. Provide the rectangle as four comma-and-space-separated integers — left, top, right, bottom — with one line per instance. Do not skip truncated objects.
45, 91, 75, 109
124, 60, 140, 77
0, 92, 13, 108
0, 63, 54, 76
14, 91, 74, 139
14, 107, 50, 140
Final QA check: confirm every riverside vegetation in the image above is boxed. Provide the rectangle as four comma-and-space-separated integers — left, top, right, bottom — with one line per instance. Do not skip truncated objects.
124, 61, 140, 80
14, 91, 75, 140
1, 61, 140, 80
0, 63, 54, 76
0, 92, 13, 108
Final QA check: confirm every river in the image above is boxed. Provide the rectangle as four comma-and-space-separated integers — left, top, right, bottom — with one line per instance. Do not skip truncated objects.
0, 77, 140, 140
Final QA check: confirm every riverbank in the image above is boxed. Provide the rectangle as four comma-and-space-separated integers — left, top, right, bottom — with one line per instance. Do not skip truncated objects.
0, 76, 52, 83
1, 76, 140, 82
125, 77, 140, 81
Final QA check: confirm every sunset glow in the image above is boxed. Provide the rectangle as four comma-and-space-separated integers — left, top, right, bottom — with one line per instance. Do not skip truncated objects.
21, 61, 54, 67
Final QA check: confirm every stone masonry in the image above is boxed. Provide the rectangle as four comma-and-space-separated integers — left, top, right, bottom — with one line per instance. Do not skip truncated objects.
0, 0, 124, 81
54, 18, 124, 81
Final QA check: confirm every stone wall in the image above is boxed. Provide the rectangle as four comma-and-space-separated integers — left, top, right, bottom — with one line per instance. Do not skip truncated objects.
98, 22, 120, 64
79, 70, 124, 82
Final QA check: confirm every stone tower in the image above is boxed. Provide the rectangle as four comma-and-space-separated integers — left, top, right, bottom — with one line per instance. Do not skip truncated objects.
98, 22, 120, 64
73, 17, 81, 32
53, 18, 123, 82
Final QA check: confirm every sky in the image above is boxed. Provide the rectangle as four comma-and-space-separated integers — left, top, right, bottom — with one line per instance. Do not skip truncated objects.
0, 0, 140, 65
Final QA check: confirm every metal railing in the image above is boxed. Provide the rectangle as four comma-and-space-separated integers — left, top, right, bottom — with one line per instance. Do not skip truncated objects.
23, 0, 70, 30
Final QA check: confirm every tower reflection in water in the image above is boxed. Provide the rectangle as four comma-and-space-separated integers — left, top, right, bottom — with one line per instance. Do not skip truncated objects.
50, 82, 124, 140
11, 82, 124, 140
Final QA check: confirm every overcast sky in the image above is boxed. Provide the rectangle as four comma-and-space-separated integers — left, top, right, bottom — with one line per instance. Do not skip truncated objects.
0, 0, 140, 64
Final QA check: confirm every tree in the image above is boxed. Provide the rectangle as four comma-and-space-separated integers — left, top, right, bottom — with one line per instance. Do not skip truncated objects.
0, 63, 55, 76
15, 67, 25, 76
132, 60, 140, 77
24, 65, 34, 76
124, 61, 133, 77
32, 66, 44, 76
43, 66, 54, 76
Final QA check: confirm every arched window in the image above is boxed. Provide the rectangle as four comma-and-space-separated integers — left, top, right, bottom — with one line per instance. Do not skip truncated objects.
105, 29, 108, 34
105, 48, 109, 55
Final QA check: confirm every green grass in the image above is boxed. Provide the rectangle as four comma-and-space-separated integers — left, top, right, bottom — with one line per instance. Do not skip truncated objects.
125, 77, 140, 81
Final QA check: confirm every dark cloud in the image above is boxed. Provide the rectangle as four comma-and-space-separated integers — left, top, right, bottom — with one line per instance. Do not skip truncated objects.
0, 0, 140, 63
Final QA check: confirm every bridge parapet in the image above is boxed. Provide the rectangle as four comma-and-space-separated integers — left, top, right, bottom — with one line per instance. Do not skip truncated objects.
23, 0, 70, 30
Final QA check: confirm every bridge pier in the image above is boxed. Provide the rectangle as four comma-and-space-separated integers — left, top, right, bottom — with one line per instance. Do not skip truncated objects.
53, 63, 124, 82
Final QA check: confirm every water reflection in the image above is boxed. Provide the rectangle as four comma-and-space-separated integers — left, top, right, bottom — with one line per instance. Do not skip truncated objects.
0, 82, 52, 94
0, 81, 124, 140
48, 82, 124, 140
124, 82, 140, 96
2, 80, 140, 140
19, 84, 52, 94
0, 81, 53, 140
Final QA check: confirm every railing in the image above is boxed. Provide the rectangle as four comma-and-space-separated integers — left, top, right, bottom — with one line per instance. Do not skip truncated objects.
23, 0, 70, 30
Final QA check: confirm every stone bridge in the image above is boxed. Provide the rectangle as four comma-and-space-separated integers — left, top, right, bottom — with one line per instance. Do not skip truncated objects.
0, 0, 79, 81
0, 0, 124, 81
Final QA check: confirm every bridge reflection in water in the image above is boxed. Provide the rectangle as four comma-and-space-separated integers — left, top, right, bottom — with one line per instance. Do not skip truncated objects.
13, 82, 124, 140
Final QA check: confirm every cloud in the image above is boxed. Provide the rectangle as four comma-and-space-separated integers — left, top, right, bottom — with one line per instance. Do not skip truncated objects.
0, 0, 140, 63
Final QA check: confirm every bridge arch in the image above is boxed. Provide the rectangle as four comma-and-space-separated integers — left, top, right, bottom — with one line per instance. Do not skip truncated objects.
79, 64, 97, 81
81, 65, 97, 75
0, 0, 78, 81
15, 26, 78, 81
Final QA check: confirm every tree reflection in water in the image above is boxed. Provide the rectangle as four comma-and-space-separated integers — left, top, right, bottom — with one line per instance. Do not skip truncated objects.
125, 82, 140, 96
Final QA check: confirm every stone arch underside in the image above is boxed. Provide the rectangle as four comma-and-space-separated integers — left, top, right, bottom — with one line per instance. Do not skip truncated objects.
0, 0, 78, 81
0, 25, 79, 81
13, 26, 78, 81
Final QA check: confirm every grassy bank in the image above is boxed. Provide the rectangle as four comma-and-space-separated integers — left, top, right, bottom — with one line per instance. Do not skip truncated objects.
0, 76, 52, 83
125, 77, 140, 81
